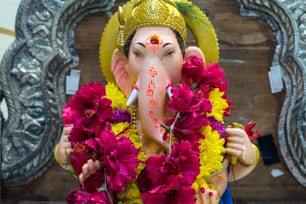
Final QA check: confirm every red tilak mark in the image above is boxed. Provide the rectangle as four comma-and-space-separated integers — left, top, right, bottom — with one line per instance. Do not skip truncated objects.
148, 80, 156, 88
153, 118, 158, 123
148, 67, 158, 78
149, 110, 155, 118
149, 99, 157, 108
146, 80, 156, 96
145, 33, 163, 53
150, 38, 159, 44
146, 88, 154, 96
200, 187, 205, 194
159, 127, 164, 133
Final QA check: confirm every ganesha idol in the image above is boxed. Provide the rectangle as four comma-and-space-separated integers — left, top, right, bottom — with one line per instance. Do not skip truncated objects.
54, 0, 260, 203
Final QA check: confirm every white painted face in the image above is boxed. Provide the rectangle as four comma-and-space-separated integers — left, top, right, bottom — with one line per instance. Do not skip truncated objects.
126, 27, 184, 86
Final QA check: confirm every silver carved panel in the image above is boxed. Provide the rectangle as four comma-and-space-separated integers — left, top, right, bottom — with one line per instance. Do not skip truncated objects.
0, 0, 115, 186
237, 0, 306, 187
0, 0, 305, 188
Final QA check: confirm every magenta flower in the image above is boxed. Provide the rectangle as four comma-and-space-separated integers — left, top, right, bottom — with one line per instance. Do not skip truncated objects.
146, 142, 199, 185
182, 56, 229, 92
69, 125, 94, 145
113, 109, 132, 123
70, 142, 92, 176
142, 141, 200, 203
202, 63, 227, 90
66, 187, 111, 204
141, 141, 199, 203
244, 121, 261, 142
141, 175, 196, 204
209, 117, 227, 139
83, 170, 105, 193
163, 113, 208, 142
168, 84, 212, 114
137, 167, 154, 193
105, 136, 140, 192
166, 141, 200, 184
86, 126, 140, 192
182, 55, 206, 87
62, 82, 114, 135
62, 106, 75, 125
68, 125, 98, 176
167, 84, 193, 112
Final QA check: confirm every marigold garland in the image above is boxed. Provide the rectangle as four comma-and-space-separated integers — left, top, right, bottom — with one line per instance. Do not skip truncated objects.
193, 126, 225, 190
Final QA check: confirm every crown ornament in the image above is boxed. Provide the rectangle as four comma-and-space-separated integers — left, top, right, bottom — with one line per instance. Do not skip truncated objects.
117, 0, 187, 48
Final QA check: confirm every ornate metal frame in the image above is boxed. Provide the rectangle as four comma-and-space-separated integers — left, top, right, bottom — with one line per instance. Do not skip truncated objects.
237, 0, 306, 187
0, 0, 305, 188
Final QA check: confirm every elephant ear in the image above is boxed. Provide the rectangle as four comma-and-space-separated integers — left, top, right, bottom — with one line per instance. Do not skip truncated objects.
111, 49, 132, 97
184, 46, 206, 64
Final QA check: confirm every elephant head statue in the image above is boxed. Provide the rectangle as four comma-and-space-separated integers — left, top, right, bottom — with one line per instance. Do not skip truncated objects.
100, 0, 218, 156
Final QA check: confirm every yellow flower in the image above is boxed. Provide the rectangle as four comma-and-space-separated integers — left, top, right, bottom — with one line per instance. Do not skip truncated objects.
207, 88, 229, 123
117, 182, 143, 204
106, 82, 127, 109
111, 122, 130, 135
193, 125, 225, 190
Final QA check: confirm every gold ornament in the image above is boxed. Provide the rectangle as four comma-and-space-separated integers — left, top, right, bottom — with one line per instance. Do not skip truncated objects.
99, 0, 219, 83
118, 0, 187, 48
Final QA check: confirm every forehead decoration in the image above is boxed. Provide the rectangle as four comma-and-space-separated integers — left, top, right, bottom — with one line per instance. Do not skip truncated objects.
100, 0, 219, 83
145, 32, 163, 52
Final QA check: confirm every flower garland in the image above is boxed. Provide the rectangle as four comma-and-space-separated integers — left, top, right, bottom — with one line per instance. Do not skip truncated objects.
63, 56, 231, 204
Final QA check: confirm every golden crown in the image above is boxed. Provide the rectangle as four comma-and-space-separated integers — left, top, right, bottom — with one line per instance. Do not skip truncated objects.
117, 0, 187, 48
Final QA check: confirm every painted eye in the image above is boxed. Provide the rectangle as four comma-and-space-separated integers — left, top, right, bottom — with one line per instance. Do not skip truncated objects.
133, 51, 142, 57
164, 50, 174, 57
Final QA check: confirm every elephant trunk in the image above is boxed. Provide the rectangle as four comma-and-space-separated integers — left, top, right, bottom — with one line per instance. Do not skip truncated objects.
135, 66, 170, 156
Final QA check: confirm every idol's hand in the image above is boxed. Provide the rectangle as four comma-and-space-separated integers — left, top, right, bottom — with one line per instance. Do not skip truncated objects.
226, 127, 256, 166
79, 159, 102, 188
55, 125, 73, 166
195, 186, 219, 204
